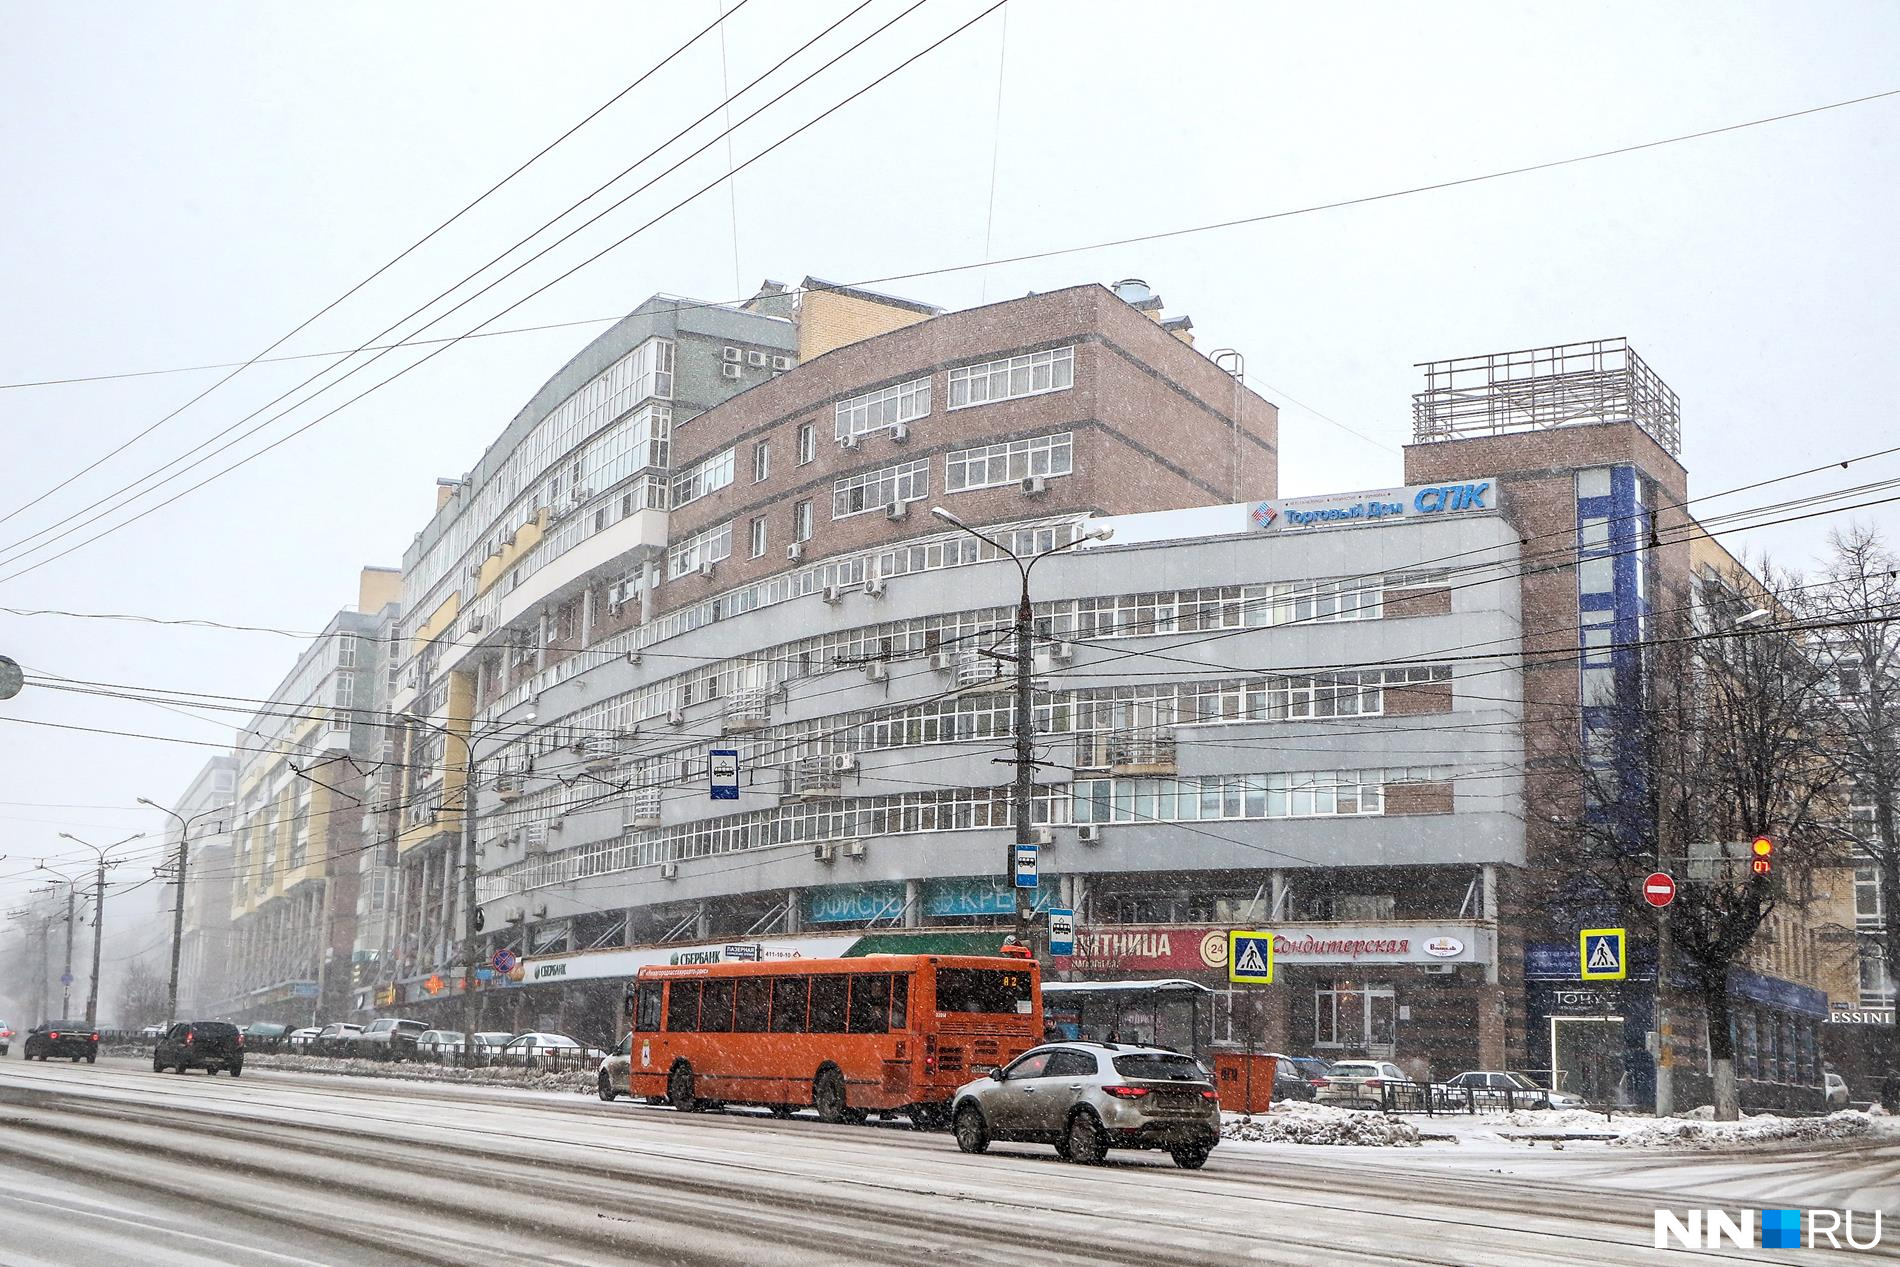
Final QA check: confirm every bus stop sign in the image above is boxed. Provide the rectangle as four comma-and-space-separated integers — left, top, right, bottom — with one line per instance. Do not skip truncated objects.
1048, 908, 1074, 956
1013, 842, 1039, 889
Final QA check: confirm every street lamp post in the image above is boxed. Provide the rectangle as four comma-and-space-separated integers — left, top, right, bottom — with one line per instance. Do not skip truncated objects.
56, 831, 144, 1029
138, 798, 224, 1024
930, 509, 1112, 942
33, 866, 83, 1018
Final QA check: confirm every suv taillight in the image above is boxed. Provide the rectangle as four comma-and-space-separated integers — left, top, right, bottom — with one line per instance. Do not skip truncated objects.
1101, 1086, 1151, 1100
90, 1032, 99, 1043
237, 1033, 245, 1046
1364, 1078, 1384, 1089
186, 1030, 195, 1044
49, 1031, 60, 1040
1200, 1088, 1221, 1101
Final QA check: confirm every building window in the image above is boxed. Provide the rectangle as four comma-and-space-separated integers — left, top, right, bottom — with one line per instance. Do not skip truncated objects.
631, 337, 676, 402
753, 440, 770, 483
945, 432, 1074, 493
337, 636, 358, 669
947, 346, 1074, 410
749, 517, 768, 559
792, 501, 813, 544
670, 448, 735, 508
1861, 949, 1896, 1007
1314, 981, 1395, 1049
797, 423, 817, 465
832, 459, 930, 519
667, 522, 732, 578
1855, 865, 1884, 923
835, 377, 931, 441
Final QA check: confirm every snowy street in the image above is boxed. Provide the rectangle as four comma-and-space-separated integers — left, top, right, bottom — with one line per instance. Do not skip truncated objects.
2, 1057, 1890, 1266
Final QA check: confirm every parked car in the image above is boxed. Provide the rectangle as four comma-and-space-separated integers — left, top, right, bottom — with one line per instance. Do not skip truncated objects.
1440, 1070, 1584, 1110
0, 1019, 12, 1057
287, 1026, 322, 1052
23, 1020, 99, 1063
952, 1042, 1221, 1169
1313, 1060, 1411, 1108
1264, 1053, 1331, 1101
415, 1029, 512, 1062
138, 1024, 165, 1041
154, 1020, 244, 1076
242, 1022, 290, 1053
1826, 1072, 1850, 1108
354, 1018, 430, 1060
502, 1032, 605, 1070
598, 1034, 632, 1101
312, 1022, 363, 1057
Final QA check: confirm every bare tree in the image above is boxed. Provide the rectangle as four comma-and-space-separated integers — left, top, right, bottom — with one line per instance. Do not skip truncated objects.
1558, 570, 1843, 1118
1802, 525, 1900, 1054
115, 955, 170, 1031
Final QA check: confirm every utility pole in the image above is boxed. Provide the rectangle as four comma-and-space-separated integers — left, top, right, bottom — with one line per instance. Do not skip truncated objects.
140, 798, 222, 1024
64, 884, 77, 1018
459, 733, 481, 1063
56, 831, 143, 1029
931, 509, 1113, 947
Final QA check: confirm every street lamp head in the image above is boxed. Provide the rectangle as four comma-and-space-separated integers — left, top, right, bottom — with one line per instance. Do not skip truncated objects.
930, 506, 964, 527
1081, 524, 1115, 543
136, 797, 156, 809
1734, 608, 1770, 628
57, 832, 78, 844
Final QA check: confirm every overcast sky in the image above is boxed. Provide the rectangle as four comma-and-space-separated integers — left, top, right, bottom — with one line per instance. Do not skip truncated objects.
2, 1, 1897, 940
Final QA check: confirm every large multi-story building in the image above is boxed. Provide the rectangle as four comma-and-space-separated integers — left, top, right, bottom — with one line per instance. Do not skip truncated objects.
163, 754, 237, 1016
214, 567, 401, 1025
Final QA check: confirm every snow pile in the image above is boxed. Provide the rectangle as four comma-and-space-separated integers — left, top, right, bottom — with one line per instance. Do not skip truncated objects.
1608, 1110, 1886, 1151
248, 1053, 595, 1096
1491, 1108, 1616, 1130
1223, 1102, 1421, 1147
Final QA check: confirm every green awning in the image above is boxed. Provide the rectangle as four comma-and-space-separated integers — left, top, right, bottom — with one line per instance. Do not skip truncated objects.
845, 931, 1010, 957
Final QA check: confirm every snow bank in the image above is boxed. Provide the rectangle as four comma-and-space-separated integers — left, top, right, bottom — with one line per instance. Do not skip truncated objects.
1222, 1102, 1421, 1147
1607, 1109, 1888, 1151
249, 1053, 595, 1096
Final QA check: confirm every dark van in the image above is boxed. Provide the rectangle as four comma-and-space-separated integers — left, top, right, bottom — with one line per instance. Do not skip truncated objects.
155, 1020, 244, 1076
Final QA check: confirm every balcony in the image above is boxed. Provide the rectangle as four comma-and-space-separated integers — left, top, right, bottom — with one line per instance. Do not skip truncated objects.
579, 734, 623, 770
723, 686, 773, 735
788, 755, 848, 800
1079, 730, 1178, 776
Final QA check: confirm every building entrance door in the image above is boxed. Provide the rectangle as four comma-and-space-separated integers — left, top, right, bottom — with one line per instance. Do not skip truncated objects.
1551, 1016, 1623, 1104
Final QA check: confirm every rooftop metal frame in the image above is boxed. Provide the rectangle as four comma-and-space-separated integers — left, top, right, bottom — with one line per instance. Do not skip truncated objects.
1411, 337, 1680, 455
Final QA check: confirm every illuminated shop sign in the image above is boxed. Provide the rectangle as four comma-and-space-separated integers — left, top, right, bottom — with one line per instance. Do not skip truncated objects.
1253, 479, 1499, 531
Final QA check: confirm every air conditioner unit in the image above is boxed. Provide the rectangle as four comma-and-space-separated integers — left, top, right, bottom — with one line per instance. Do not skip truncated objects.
466, 615, 486, 634
1047, 640, 1074, 663
1030, 826, 1054, 846
786, 543, 805, 562
1077, 824, 1102, 845
772, 355, 793, 370
839, 432, 860, 451
698, 559, 717, 579
1020, 476, 1048, 496
747, 350, 767, 367
721, 363, 742, 380
667, 707, 686, 727
831, 754, 859, 774
843, 840, 867, 860
889, 423, 910, 444
865, 575, 887, 597
865, 662, 888, 683
928, 651, 956, 672
822, 584, 845, 604
813, 842, 836, 864
521, 823, 548, 853
884, 501, 908, 521
723, 346, 742, 362
660, 862, 680, 880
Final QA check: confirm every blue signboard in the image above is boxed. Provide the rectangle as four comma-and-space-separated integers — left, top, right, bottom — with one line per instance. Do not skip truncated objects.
710, 748, 739, 801
806, 882, 905, 925
1048, 908, 1075, 957
923, 877, 1061, 918
1014, 843, 1039, 890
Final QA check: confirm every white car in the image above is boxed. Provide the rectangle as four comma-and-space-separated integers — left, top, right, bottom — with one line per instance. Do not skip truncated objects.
286, 1026, 322, 1051
502, 1032, 605, 1070
1441, 1070, 1584, 1109
1826, 1072, 1850, 1108
1313, 1060, 1412, 1108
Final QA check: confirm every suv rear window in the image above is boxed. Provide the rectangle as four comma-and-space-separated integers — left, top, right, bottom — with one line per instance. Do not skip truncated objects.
1328, 1063, 1380, 1078
934, 968, 1033, 1014
189, 1022, 240, 1037
1112, 1054, 1206, 1082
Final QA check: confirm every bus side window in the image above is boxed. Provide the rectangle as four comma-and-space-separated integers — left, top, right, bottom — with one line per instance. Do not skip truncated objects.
735, 977, 771, 1032
701, 979, 736, 1033
890, 974, 909, 1030
634, 983, 663, 1033
808, 974, 848, 1034
848, 974, 890, 1034
666, 980, 702, 1033
771, 975, 809, 1033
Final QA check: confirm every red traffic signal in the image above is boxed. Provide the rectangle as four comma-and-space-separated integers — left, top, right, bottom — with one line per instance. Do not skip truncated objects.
1750, 835, 1773, 876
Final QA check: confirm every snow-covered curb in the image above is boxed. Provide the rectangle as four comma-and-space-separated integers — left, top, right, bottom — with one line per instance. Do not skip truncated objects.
247, 1052, 595, 1095
1607, 1109, 1892, 1150
1222, 1102, 1421, 1147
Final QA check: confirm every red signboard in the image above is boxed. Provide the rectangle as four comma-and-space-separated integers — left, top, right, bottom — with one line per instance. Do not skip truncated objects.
1642, 873, 1676, 908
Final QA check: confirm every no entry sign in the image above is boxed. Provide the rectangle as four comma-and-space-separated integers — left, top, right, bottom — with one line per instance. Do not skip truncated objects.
1642, 872, 1676, 908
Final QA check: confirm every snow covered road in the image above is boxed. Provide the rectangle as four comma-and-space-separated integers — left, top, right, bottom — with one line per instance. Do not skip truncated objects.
0, 1055, 1889, 1265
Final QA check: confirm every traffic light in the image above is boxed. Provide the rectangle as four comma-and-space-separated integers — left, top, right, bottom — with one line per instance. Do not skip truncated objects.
1750, 834, 1774, 876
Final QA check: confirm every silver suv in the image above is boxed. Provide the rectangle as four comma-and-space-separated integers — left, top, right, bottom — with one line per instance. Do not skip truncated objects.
951, 1042, 1221, 1169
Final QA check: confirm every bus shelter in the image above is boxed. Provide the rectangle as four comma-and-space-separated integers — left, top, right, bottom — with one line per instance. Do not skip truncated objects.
1041, 980, 1213, 1056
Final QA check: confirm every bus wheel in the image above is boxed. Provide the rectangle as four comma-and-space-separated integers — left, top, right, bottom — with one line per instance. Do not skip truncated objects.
813, 1068, 851, 1124
668, 1063, 699, 1113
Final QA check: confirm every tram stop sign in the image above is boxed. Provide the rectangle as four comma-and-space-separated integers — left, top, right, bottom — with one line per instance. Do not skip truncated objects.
1642, 872, 1677, 908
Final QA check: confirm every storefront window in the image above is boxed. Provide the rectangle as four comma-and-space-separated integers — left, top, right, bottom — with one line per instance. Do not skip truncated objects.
1739, 1011, 1759, 1080
1760, 1013, 1777, 1082
1315, 981, 1396, 1051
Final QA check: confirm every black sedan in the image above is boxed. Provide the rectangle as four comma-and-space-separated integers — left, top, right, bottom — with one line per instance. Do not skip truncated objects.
24, 1020, 98, 1063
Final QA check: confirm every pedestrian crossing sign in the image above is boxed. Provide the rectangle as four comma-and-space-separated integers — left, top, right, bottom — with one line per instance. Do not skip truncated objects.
1579, 928, 1627, 981
1228, 930, 1275, 984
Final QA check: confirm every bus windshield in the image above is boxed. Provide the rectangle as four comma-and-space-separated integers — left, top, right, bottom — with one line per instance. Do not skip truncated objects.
935, 967, 1033, 1014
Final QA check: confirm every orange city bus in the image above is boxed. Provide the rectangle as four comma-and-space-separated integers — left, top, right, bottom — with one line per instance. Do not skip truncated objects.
621, 954, 1041, 1125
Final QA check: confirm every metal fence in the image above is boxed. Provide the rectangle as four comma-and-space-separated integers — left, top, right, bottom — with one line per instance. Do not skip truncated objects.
1377, 1081, 1565, 1115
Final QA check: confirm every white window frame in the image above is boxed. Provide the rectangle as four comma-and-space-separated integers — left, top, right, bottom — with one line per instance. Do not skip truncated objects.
944, 432, 1074, 493
793, 500, 813, 543
671, 448, 735, 508
946, 346, 1074, 410
833, 459, 930, 519
834, 377, 931, 441
753, 439, 770, 483
749, 517, 768, 559
797, 423, 817, 465
667, 522, 732, 578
